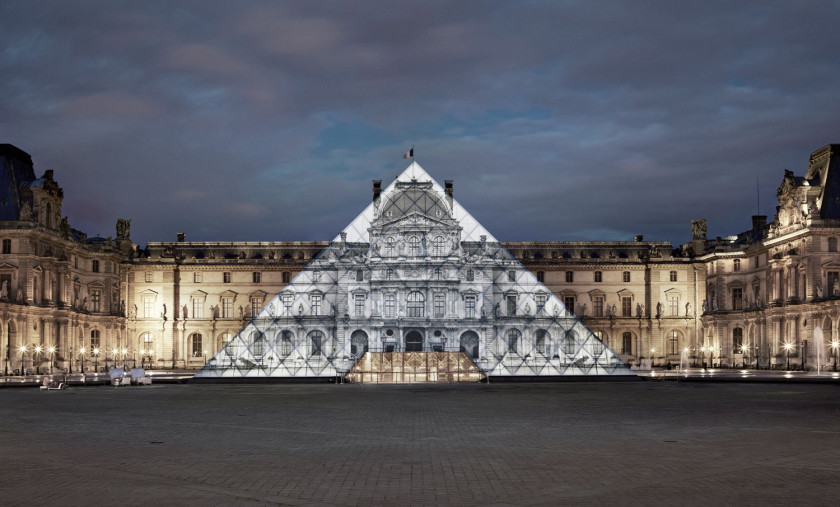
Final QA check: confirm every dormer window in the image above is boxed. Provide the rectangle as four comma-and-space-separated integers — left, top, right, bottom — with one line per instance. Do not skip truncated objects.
408, 236, 421, 256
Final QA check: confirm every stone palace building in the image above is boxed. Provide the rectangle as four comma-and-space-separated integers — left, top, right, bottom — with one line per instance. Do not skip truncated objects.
1, 142, 839, 376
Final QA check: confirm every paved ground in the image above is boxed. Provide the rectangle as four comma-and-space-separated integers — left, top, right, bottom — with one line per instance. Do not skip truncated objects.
0, 382, 838, 506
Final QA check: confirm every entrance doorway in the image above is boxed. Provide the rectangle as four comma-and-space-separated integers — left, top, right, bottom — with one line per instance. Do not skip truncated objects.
405, 331, 423, 352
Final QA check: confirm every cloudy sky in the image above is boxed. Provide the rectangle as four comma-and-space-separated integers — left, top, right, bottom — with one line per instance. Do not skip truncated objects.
2, 1, 840, 247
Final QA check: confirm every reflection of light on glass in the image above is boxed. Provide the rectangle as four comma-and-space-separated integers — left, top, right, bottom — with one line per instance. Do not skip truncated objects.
784, 373, 793, 379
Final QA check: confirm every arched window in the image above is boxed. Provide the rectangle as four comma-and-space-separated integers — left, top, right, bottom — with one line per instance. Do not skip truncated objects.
460, 331, 480, 359
408, 236, 421, 256
141, 332, 153, 351
190, 333, 203, 357
308, 330, 324, 357
732, 328, 744, 354
407, 291, 425, 317
350, 330, 369, 356
433, 236, 446, 256
251, 331, 266, 357
536, 329, 549, 355
563, 330, 577, 355
733, 259, 741, 272
384, 237, 396, 256
829, 237, 838, 252
506, 329, 521, 354
280, 330, 293, 356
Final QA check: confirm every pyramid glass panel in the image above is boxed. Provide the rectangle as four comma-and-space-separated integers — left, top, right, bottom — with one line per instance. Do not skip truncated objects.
195, 163, 635, 380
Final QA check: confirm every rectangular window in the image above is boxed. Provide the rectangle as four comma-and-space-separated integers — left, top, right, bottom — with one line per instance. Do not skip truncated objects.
355, 294, 365, 317
565, 271, 574, 283
282, 294, 293, 315
91, 290, 101, 313
535, 293, 547, 312
223, 272, 231, 283
466, 269, 474, 281
753, 256, 759, 269
92, 260, 100, 273
668, 295, 679, 316
594, 296, 604, 317
192, 298, 203, 318
434, 268, 442, 280
564, 296, 575, 314
385, 294, 396, 318
621, 297, 632, 317
251, 297, 263, 317
252, 272, 261, 283
465, 295, 476, 319
386, 268, 394, 280
829, 271, 840, 297
194, 272, 202, 283
310, 294, 321, 316
356, 269, 364, 282
1, 239, 10, 254
594, 271, 602, 283
733, 259, 741, 272
508, 270, 516, 282
282, 271, 290, 283
623, 271, 630, 283
732, 288, 743, 310
506, 295, 517, 316
145, 271, 153, 283
434, 293, 445, 318
537, 271, 545, 283
90, 330, 100, 349
622, 333, 632, 354
143, 297, 153, 318
222, 297, 232, 318
670, 270, 677, 282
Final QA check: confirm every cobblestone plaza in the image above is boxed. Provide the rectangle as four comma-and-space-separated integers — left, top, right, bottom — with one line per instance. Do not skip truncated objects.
1, 382, 838, 505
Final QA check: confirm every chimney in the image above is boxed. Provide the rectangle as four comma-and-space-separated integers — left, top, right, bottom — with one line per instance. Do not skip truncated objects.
634, 235, 644, 242
372, 180, 382, 202
752, 215, 767, 231
177, 232, 185, 242
445, 180, 454, 208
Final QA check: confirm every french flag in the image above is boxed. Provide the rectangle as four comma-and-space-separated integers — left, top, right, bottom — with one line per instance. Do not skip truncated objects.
403, 147, 414, 159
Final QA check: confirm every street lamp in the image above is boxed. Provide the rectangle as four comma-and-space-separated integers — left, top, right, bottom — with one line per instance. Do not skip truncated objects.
783, 342, 794, 370
48, 346, 56, 374
92, 347, 100, 372
203, 349, 208, 365
18, 345, 27, 376
740, 344, 748, 369
79, 346, 86, 373
700, 345, 707, 369
140, 349, 146, 369
649, 347, 655, 368
34, 345, 42, 375
831, 341, 839, 372
122, 348, 128, 369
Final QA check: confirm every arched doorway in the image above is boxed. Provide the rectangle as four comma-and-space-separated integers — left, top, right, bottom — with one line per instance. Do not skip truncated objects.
405, 331, 423, 352
351, 330, 369, 357
460, 331, 479, 359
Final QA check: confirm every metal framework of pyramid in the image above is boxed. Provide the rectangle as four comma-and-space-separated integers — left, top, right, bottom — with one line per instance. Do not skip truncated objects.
194, 162, 635, 380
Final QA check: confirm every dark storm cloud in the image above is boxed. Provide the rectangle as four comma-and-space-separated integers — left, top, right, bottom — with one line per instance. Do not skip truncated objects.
2, 0, 840, 246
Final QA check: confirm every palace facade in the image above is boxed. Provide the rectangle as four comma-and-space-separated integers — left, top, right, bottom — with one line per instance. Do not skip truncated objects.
1, 142, 839, 375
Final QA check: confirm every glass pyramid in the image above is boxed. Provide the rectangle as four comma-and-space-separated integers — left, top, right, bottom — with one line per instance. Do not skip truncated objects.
194, 162, 635, 380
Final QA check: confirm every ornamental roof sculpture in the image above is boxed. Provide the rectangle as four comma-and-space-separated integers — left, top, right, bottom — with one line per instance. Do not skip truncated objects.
195, 162, 634, 381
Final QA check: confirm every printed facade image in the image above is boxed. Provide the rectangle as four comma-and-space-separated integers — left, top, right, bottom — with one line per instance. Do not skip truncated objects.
194, 164, 633, 380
